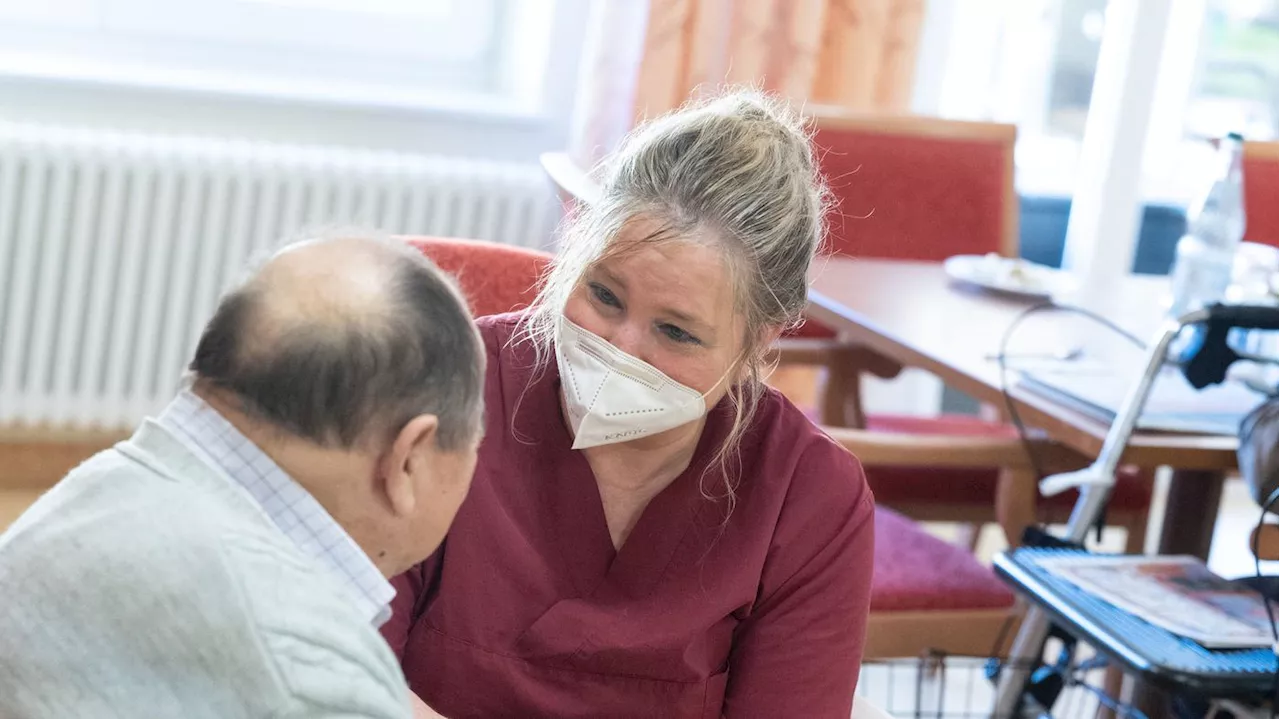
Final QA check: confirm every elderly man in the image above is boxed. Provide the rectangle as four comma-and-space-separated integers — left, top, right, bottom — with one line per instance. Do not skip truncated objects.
0, 234, 484, 718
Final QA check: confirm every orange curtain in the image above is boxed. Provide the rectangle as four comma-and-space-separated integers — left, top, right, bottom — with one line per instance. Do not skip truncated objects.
571, 0, 926, 164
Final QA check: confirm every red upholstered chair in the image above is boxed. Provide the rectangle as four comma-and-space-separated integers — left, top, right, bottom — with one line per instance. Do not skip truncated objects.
773, 113, 1020, 424
401, 236, 551, 317
778, 110, 1153, 552
1243, 141, 1279, 247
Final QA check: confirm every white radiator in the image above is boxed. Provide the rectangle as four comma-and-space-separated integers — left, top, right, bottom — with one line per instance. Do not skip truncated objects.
0, 122, 556, 431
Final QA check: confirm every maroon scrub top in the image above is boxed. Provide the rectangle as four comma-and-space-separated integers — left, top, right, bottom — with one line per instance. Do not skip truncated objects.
383, 313, 875, 718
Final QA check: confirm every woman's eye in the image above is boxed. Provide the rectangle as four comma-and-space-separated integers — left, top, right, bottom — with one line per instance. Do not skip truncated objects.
659, 323, 700, 345
590, 283, 621, 308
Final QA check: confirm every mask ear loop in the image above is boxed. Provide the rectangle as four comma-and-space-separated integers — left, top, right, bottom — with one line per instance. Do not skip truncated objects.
698, 364, 736, 403
694, 344, 760, 413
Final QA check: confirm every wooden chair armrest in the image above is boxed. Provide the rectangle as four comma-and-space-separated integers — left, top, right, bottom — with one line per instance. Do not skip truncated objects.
769, 338, 847, 365
770, 338, 904, 380
769, 339, 904, 428
821, 425, 1082, 470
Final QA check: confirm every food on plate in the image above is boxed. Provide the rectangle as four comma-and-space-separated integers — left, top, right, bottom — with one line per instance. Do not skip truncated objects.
980, 252, 1044, 290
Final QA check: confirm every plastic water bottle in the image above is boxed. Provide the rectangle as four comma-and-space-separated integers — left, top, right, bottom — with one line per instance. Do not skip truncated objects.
1167, 133, 1247, 319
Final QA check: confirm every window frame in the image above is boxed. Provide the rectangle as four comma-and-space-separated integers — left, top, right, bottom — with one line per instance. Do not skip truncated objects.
916, 0, 1278, 204
0, 0, 546, 117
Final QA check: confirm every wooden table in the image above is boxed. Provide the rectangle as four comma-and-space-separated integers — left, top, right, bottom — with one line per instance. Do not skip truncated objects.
807, 257, 1240, 559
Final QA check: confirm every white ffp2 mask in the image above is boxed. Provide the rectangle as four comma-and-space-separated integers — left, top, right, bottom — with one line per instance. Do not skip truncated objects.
555, 317, 710, 450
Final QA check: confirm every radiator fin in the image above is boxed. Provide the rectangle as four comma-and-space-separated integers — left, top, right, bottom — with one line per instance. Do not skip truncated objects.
0, 122, 556, 430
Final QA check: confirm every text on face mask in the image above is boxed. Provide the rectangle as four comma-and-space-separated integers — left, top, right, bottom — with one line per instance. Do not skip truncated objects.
603, 429, 647, 441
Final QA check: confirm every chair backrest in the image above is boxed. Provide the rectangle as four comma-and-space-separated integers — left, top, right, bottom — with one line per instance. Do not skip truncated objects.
537, 115, 1020, 263
402, 236, 552, 318
1243, 141, 1279, 247
810, 110, 1019, 261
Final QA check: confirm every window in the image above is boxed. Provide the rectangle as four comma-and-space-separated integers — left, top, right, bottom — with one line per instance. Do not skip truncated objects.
926, 0, 1279, 201
1041, 0, 1104, 140
0, 0, 543, 112
1186, 1, 1279, 141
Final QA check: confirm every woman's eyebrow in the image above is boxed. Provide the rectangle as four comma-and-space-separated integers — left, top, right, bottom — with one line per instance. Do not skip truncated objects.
596, 267, 628, 290
659, 306, 715, 338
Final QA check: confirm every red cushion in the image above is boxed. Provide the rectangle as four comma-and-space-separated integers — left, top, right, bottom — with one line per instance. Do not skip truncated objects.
811, 127, 1010, 261
795, 126, 1012, 333
868, 413, 1017, 439
403, 236, 552, 318
872, 507, 1015, 611
1244, 150, 1278, 247
864, 414, 1152, 511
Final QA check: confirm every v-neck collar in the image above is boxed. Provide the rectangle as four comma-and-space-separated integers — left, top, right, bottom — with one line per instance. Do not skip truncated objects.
511, 349, 730, 601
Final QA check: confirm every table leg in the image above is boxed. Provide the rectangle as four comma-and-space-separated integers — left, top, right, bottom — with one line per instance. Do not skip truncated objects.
1155, 469, 1225, 559
1129, 681, 1169, 718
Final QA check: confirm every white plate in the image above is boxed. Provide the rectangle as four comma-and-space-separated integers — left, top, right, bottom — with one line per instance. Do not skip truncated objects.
943, 253, 1077, 300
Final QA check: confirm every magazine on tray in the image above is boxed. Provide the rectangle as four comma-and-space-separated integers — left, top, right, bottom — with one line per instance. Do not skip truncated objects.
1035, 554, 1276, 649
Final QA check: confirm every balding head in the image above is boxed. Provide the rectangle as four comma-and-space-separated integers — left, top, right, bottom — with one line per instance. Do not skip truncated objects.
190, 232, 484, 451
248, 236, 408, 338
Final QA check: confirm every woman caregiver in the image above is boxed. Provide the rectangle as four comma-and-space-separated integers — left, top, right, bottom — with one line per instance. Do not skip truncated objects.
382, 89, 876, 718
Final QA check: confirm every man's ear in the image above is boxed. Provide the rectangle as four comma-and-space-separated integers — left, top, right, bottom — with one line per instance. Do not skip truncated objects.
381, 414, 440, 518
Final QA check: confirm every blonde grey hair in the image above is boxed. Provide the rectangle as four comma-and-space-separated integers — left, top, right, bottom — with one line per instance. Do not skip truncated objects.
522, 89, 829, 506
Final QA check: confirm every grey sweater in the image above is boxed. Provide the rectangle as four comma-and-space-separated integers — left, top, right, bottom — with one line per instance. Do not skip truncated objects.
0, 420, 412, 719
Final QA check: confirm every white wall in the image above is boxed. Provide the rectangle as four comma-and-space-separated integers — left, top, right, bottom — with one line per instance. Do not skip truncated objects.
0, 0, 591, 164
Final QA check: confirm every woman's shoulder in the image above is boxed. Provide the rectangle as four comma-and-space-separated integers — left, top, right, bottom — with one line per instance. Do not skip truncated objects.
474, 312, 538, 366
472, 312, 551, 423
475, 312, 524, 347
721, 388, 874, 610
742, 386, 850, 461
739, 386, 871, 510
